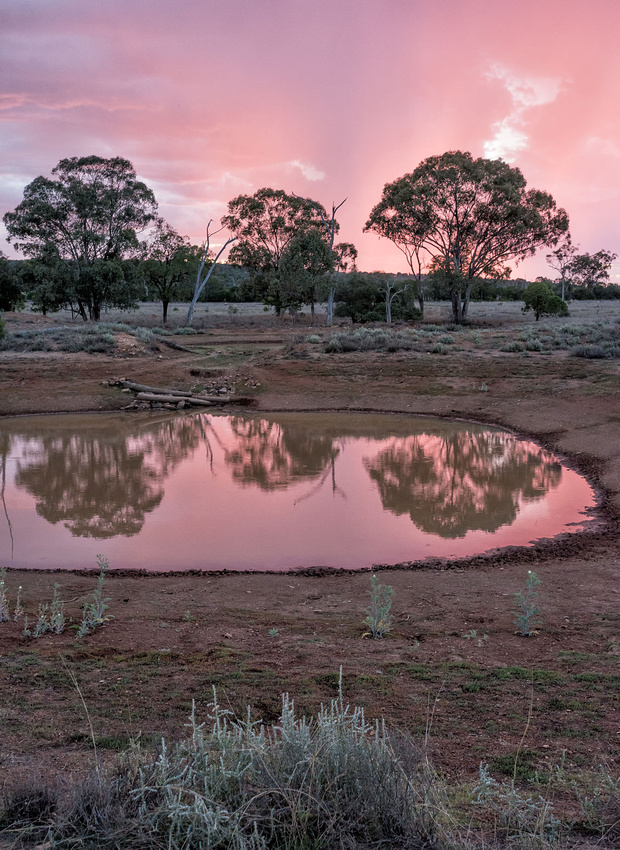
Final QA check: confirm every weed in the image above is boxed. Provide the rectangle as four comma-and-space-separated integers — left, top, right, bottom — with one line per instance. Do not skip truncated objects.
0, 572, 9, 622
182, 610, 194, 622
473, 761, 564, 843
14, 584, 24, 619
33, 603, 50, 638
78, 554, 111, 637
49, 583, 65, 634
513, 570, 542, 636
268, 627, 279, 638
364, 573, 394, 639
462, 629, 489, 646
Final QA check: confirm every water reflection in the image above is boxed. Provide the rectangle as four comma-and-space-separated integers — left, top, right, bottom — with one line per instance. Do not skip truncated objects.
12, 417, 204, 538
364, 432, 563, 538
0, 412, 594, 571
224, 417, 339, 490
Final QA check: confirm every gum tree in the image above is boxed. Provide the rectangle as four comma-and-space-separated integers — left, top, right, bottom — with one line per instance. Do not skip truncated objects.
522, 280, 569, 321
365, 151, 569, 323
142, 221, 199, 324
3, 156, 158, 320
546, 234, 577, 301
222, 188, 330, 314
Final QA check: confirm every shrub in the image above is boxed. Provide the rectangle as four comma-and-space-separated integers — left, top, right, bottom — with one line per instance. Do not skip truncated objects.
324, 327, 414, 353
525, 339, 544, 352
15, 689, 438, 850
0, 325, 118, 354
500, 340, 525, 352
572, 344, 607, 359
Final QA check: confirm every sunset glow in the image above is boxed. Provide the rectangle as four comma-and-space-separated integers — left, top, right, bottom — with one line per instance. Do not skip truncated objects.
1, 0, 619, 280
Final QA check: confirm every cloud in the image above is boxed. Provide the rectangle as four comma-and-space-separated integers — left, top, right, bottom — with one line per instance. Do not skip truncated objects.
483, 65, 564, 162
287, 160, 325, 181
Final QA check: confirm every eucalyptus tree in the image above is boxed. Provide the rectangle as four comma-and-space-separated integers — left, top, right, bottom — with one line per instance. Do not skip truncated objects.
278, 227, 334, 317
0, 252, 23, 311
292, 196, 356, 325
3, 156, 158, 320
222, 188, 330, 314
142, 220, 199, 324
365, 151, 569, 323
546, 235, 577, 301
567, 249, 617, 294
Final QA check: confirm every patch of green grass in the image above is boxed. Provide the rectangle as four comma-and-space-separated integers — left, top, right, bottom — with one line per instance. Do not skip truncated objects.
491, 749, 543, 782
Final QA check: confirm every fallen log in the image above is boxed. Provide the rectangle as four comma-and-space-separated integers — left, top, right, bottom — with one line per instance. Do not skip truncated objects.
136, 392, 214, 407
153, 335, 195, 352
121, 380, 194, 397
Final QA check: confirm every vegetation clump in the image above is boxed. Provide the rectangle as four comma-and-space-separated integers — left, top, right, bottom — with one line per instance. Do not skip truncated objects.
364, 574, 394, 638
1, 688, 439, 849
325, 327, 414, 353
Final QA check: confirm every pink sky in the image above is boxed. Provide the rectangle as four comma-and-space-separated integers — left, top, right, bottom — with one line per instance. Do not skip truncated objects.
1, 0, 619, 281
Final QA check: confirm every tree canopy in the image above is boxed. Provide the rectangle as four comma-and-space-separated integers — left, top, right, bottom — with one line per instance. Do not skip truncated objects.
547, 237, 617, 300
0, 252, 24, 311
222, 188, 333, 313
522, 280, 569, 321
3, 156, 158, 320
141, 220, 199, 323
365, 151, 569, 322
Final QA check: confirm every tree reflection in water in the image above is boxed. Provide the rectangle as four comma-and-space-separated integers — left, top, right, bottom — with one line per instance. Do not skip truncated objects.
14, 417, 204, 538
4, 414, 574, 558
364, 432, 562, 538
224, 417, 339, 490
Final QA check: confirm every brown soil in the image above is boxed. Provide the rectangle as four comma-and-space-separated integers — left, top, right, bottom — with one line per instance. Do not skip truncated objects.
1, 305, 619, 800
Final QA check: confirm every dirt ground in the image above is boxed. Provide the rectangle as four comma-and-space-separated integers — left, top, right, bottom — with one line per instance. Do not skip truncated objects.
0, 302, 619, 801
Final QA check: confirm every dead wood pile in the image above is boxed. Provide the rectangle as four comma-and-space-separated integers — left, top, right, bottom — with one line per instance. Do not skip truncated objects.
107, 379, 254, 411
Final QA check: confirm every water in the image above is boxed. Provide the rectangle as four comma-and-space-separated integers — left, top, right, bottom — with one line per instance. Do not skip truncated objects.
0, 411, 596, 572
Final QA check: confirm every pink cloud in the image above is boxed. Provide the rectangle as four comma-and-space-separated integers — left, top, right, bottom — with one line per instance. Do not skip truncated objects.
1, 0, 619, 282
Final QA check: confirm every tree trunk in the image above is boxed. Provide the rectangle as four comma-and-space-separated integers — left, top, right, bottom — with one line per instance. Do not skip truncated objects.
451, 288, 463, 324
162, 299, 169, 324
416, 281, 424, 317
462, 282, 472, 321
327, 285, 335, 326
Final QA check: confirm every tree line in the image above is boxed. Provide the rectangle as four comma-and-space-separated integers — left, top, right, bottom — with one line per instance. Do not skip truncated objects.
1, 152, 617, 326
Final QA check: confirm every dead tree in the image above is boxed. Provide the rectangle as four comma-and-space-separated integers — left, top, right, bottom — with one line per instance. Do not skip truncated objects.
186, 221, 237, 326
